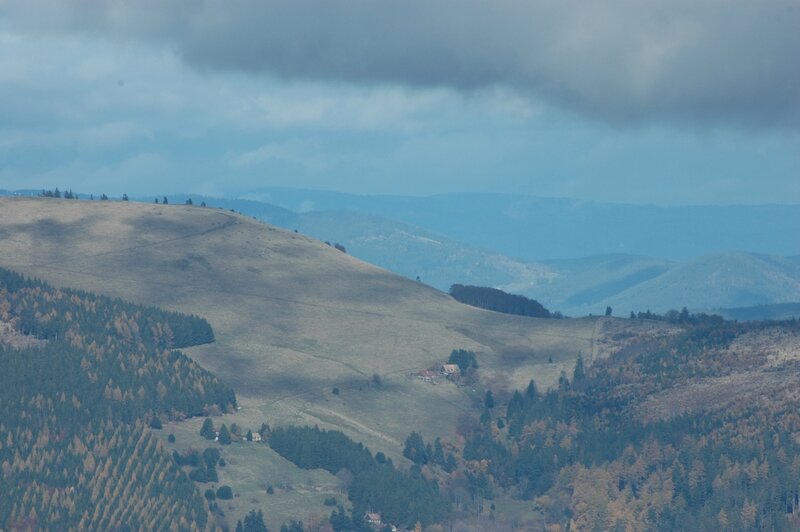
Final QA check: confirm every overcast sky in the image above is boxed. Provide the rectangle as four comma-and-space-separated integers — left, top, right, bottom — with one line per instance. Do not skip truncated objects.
1, 1, 798, 204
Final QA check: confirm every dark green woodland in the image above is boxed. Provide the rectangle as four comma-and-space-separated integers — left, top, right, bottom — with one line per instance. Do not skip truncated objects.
0, 267, 235, 531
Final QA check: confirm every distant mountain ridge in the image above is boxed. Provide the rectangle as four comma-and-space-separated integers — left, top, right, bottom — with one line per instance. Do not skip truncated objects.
593, 251, 800, 315
242, 188, 800, 261
716, 302, 800, 321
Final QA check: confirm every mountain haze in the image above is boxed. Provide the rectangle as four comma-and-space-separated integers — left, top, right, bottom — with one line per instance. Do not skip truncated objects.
595, 252, 800, 315
244, 188, 800, 261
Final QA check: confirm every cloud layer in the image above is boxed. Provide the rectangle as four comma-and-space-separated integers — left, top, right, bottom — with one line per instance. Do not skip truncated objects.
6, 0, 800, 129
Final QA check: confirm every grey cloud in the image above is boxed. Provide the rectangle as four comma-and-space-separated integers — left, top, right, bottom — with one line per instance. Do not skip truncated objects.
6, 0, 800, 128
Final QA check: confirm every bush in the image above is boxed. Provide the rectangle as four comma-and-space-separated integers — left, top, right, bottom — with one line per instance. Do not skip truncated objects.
323, 496, 337, 506
149, 417, 163, 429
189, 467, 218, 483
168, 433, 176, 443
204, 489, 216, 501
203, 447, 221, 468
172, 449, 200, 467
216, 485, 233, 500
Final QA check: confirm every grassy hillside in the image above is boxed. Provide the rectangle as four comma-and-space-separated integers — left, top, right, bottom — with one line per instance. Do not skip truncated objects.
133, 194, 800, 321
0, 198, 636, 453
2, 197, 671, 528
158, 194, 557, 295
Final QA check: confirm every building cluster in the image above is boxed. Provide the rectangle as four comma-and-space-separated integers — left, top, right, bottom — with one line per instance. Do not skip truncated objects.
414, 363, 461, 384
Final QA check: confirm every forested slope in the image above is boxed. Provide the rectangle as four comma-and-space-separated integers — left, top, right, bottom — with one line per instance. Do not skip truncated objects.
442, 317, 800, 530
0, 267, 235, 530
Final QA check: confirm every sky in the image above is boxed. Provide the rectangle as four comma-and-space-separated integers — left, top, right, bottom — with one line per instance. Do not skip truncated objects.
0, 1, 798, 205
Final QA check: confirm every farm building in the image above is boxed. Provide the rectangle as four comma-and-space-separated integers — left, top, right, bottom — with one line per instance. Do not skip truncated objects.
416, 370, 439, 383
442, 363, 460, 375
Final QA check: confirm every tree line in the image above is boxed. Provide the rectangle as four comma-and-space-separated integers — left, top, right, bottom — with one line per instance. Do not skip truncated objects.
269, 425, 450, 527
449, 284, 555, 318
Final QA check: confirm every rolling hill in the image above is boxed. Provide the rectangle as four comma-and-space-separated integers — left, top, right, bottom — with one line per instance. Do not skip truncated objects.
1, 196, 674, 527
0, 197, 644, 455
152, 193, 800, 319
151, 194, 558, 294
7, 197, 796, 529
591, 252, 800, 316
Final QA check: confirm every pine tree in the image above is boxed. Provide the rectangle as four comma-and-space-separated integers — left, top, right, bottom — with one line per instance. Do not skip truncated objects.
218, 424, 232, 445
243, 509, 268, 532
433, 438, 445, 466
525, 379, 538, 400
200, 418, 215, 440
573, 354, 586, 382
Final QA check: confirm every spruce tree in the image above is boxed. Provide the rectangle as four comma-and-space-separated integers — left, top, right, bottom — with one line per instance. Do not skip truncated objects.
573, 354, 586, 382
200, 418, 215, 440
218, 424, 232, 445
243, 509, 268, 532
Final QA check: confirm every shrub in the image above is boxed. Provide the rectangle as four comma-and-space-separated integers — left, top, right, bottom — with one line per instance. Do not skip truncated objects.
203, 447, 221, 468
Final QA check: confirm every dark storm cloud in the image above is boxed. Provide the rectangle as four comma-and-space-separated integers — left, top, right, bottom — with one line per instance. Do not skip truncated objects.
6, 0, 800, 128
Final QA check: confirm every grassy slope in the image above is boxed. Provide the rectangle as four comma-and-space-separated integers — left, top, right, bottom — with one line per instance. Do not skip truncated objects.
0, 197, 654, 526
